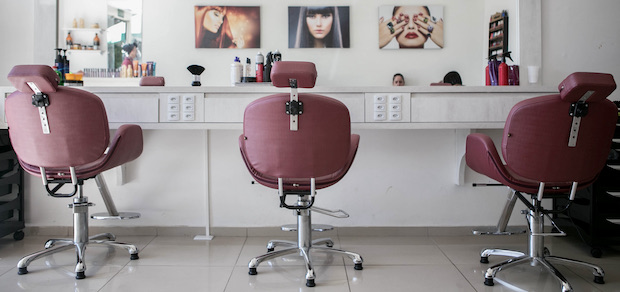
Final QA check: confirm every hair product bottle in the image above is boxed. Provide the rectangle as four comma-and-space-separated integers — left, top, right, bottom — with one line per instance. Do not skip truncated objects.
498, 52, 513, 86
93, 33, 100, 50
66, 32, 73, 48
230, 57, 243, 85
255, 52, 264, 82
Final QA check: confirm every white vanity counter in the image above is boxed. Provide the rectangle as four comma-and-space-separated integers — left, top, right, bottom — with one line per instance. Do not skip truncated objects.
1, 85, 557, 130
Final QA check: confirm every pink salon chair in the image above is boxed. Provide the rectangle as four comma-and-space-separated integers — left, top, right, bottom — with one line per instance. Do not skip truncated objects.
6, 65, 143, 279
239, 61, 363, 287
466, 72, 617, 291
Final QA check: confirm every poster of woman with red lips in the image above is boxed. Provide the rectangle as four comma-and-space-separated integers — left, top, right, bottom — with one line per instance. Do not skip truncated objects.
379, 5, 443, 49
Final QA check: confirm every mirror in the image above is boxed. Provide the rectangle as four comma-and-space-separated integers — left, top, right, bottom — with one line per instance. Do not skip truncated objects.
106, 0, 142, 73
58, 0, 141, 77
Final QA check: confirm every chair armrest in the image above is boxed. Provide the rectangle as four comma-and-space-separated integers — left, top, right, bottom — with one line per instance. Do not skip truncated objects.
97, 124, 143, 172
465, 133, 508, 184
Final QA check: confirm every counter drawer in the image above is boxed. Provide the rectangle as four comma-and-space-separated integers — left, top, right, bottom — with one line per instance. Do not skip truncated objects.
98, 94, 159, 123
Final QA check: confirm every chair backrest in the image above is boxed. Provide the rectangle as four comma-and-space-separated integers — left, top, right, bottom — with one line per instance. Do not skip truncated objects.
241, 61, 351, 180
502, 72, 617, 184
6, 65, 110, 168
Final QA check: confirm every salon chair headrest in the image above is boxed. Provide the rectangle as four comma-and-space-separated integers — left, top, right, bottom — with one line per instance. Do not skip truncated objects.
559, 72, 616, 103
270, 61, 317, 88
7, 65, 60, 94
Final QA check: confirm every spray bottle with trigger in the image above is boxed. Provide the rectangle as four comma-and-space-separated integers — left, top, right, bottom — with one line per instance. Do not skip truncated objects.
54, 48, 64, 85
498, 51, 513, 86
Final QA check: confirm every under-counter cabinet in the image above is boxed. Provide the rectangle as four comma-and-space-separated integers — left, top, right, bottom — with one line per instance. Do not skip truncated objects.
0, 130, 25, 240
554, 102, 620, 257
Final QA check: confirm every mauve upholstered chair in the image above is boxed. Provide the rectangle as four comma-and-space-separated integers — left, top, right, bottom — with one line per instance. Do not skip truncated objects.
239, 61, 363, 287
466, 72, 617, 291
6, 65, 143, 279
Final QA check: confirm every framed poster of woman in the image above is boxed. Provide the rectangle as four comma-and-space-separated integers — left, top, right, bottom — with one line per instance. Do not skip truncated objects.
379, 5, 444, 49
288, 6, 350, 48
195, 6, 260, 48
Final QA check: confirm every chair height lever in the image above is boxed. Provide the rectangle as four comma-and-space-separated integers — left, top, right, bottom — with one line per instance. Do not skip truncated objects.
310, 206, 350, 218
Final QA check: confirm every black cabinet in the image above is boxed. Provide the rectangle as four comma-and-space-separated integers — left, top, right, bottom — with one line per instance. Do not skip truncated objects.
0, 130, 25, 241
554, 102, 620, 257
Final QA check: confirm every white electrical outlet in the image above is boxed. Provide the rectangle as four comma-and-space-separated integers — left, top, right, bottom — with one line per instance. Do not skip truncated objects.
168, 104, 180, 112
374, 95, 387, 103
168, 95, 180, 104
167, 112, 180, 121
183, 95, 195, 104
182, 112, 195, 121
374, 112, 387, 121
389, 112, 402, 121
389, 94, 402, 104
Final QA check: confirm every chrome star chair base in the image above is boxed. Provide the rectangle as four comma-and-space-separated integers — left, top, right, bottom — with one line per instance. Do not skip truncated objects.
248, 179, 363, 287
17, 173, 140, 279
479, 189, 604, 292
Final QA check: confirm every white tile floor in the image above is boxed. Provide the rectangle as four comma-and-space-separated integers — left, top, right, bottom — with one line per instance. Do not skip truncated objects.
0, 231, 619, 291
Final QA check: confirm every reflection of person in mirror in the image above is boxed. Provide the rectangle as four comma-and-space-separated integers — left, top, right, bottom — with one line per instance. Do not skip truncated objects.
379, 6, 444, 49
195, 6, 243, 48
393, 73, 405, 86
121, 42, 138, 67
293, 6, 344, 48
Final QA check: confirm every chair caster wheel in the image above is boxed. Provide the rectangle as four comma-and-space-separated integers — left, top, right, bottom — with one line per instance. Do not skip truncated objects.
76, 271, 86, 279
13, 230, 24, 241
484, 278, 494, 286
267, 248, 274, 252
591, 248, 603, 258
17, 267, 28, 275
480, 257, 489, 264
249, 268, 257, 275
130, 253, 139, 260
306, 279, 315, 287
354, 263, 363, 270
594, 275, 605, 284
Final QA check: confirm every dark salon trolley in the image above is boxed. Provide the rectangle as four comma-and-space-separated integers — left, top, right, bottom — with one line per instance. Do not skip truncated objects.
553, 102, 620, 258
0, 129, 25, 241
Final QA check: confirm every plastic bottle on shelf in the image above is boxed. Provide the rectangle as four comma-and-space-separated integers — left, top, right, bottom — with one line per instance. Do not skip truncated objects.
244, 58, 252, 78
255, 52, 264, 82
230, 57, 243, 85
498, 51, 513, 86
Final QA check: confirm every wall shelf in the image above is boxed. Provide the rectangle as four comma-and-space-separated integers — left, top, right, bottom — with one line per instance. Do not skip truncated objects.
62, 28, 104, 53
67, 49, 104, 55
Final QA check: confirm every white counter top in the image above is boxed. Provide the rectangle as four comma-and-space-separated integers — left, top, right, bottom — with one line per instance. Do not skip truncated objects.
71, 84, 557, 94
1, 85, 558, 131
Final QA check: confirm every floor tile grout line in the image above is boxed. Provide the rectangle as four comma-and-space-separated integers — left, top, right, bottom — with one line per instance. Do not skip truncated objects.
97, 235, 157, 292
430, 237, 479, 292
223, 235, 249, 292
99, 234, 158, 292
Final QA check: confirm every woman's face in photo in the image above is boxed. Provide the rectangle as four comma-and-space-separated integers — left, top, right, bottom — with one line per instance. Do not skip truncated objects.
306, 12, 333, 40
203, 8, 225, 33
394, 6, 429, 48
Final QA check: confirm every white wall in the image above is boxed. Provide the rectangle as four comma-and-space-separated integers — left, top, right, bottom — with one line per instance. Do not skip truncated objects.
0, 1, 35, 83
542, 0, 620, 97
